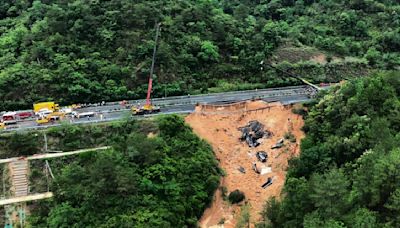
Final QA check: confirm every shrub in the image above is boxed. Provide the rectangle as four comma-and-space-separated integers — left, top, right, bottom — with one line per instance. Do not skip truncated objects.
284, 132, 297, 143
228, 190, 245, 204
292, 107, 308, 117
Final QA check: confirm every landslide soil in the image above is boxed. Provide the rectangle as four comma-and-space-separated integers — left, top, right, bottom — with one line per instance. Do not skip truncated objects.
185, 101, 304, 228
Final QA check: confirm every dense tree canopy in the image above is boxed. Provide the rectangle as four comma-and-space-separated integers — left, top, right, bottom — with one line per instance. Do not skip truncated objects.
258, 71, 400, 227
26, 115, 221, 227
0, 0, 399, 110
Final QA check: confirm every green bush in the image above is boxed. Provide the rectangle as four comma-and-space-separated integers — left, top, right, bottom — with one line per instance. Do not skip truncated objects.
284, 132, 297, 143
292, 107, 308, 117
228, 190, 245, 204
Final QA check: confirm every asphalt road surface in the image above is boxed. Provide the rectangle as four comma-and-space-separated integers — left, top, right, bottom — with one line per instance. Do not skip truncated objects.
1, 85, 314, 133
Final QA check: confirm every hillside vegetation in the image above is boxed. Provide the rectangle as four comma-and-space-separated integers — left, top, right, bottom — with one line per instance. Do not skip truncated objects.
1, 0, 399, 110
258, 71, 400, 227
0, 116, 221, 227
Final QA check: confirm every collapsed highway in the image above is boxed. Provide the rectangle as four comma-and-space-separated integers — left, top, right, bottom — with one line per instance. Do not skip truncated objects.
1, 85, 317, 133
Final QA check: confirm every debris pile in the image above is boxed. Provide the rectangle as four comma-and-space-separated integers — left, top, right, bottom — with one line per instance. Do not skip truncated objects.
238, 166, 246, 174
186, 101, 305, 227
239, 120, 272, 147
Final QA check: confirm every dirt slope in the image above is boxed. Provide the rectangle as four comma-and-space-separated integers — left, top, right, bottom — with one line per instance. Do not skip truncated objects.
185, 101, 304, 227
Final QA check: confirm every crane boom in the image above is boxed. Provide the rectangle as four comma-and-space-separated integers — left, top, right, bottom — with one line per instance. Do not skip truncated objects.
146, 23, 161, 106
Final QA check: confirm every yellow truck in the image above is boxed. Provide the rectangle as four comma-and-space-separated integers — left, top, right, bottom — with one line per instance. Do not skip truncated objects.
33, 102, 60, 114
36, 112, 65, 125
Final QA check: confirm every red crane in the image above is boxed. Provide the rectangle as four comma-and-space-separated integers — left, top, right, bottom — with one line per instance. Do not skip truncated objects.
145, 23, 160, 107
133, 23, 161, 115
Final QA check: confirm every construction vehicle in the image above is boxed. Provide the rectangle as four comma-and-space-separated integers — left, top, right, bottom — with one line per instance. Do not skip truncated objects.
132, 23, 161, 116
33, 102, 60, 114
36, 112, 65, 125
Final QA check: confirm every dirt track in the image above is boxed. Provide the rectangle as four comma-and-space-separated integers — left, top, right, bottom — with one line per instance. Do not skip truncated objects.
185, 101, 304, 227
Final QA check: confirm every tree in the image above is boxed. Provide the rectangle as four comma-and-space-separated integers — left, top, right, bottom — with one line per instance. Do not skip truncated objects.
198, 40, 219, 62
309, 168, 350, 220
349, 208, 379, 228
8, 132, 41, 156
29, 116, 221, 227
228, 190, 245, 204
259, 72, 400, 227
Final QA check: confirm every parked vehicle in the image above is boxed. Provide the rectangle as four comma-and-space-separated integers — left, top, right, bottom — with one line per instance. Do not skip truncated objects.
0, 121, 18, 130
33, 102, 59, 114
17, 111, 33, 119
36, 112, 65, 125
75, 112, 95, 119
2, 112, 17, 124
37, 109, 53, 117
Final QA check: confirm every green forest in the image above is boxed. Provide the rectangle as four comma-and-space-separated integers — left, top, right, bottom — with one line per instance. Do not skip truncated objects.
0, 115, 221, 227
1, 0, 400, 110
258, 71, 400, 227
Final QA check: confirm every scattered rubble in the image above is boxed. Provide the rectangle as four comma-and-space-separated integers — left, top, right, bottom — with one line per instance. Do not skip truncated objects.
261, 177, 274, 189
271, 138, 284, 149
239, 121, 272, 147
256, 151, 268, 162
252, 162, 260, 174
185, 101, 305, 227
260, 167, 272, 175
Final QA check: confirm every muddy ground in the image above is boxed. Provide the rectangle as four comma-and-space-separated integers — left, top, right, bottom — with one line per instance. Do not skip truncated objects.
185, 101, 304, 227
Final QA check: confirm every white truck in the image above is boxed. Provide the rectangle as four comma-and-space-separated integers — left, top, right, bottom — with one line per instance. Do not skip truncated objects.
75, 112, 95, 119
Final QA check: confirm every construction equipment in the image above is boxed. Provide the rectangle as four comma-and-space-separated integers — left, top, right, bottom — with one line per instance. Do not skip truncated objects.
36, 112, 65, 125
132, 23, 161, 116
33, 102, 60, 114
